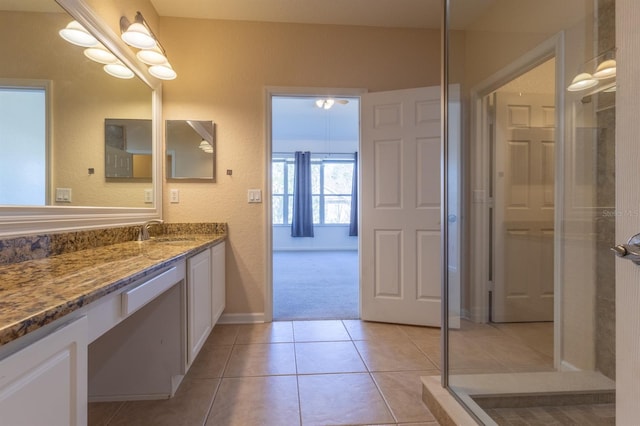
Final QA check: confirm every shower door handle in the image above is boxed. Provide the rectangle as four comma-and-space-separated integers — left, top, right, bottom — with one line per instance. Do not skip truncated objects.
612, 232, 640, 265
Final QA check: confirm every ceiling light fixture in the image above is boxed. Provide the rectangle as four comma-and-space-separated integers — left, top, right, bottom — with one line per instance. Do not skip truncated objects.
59, 20, 98, 47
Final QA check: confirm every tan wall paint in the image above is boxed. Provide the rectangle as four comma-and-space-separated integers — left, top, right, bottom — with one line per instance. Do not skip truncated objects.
159, 17, 440, 315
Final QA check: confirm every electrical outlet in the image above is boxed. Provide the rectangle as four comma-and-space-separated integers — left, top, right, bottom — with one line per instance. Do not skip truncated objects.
170, 189, 180, 203
144, 189, 153, 203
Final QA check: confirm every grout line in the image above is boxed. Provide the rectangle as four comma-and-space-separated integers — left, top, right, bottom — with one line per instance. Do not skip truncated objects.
102, 400, 126, 426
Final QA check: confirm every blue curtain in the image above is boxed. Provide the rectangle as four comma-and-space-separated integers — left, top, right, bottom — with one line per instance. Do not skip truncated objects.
291, 151, 314, 237
349, 152, 358, 236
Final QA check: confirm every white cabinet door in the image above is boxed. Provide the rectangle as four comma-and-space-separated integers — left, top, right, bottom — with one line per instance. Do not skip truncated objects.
0, 316, 88, 426
211, 241, 226, 324
187, 248, 213, 365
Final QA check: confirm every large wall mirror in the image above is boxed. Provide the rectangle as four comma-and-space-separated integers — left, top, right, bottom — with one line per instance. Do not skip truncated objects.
166, 120, 216, 181
0, 0, 162, 236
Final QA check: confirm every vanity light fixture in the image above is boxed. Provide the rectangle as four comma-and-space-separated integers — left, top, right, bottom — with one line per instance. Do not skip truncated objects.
315, 98, 335, 109
199, 140, 214, 154
121, 12, 177, 80
59, 21, 135, 79
567, 49, 616, 92
120, 13, 156, 49
59, 20, 98, 47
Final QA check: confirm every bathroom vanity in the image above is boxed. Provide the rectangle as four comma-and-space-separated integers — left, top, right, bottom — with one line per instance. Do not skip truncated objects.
0, 231, 225, 426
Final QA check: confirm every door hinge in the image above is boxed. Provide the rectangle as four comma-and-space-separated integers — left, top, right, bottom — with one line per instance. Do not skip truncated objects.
487, 280, 495, 291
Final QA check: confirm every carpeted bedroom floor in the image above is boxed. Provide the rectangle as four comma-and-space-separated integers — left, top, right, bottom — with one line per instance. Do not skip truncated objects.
273, 250, 359, 320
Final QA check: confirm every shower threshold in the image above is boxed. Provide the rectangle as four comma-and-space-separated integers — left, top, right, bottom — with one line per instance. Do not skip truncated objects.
448, 371, 615, 425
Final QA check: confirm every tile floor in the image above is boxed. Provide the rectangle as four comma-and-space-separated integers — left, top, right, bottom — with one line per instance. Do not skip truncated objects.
88, 319, 556, 426
89, 320, 441, 426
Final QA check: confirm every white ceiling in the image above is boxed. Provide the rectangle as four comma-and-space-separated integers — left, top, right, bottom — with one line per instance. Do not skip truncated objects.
150, 0, 495, 29
0, 0, 496, 30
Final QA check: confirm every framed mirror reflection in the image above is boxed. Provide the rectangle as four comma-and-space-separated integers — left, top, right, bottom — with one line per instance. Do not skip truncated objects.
165, 120, 216, 181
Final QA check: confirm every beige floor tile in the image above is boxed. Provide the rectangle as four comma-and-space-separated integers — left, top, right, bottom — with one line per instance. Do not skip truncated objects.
372, 370, 439, 423
206, 375, 300, 426
342, 319, 410, 342
187, 344, 232, 379
298, 373, 394, 425
292, 320, 351, 342
207, 324, 239, 346
235, 321, 294, 343
107, 378, 219, 426
354, 338, 437, 372
398, 324, 441, 342
477, 335, 554, 371
224, 343, 297, 377
295, 341, 367, 374
88, 401, 124, 426
493, 322, 554, 358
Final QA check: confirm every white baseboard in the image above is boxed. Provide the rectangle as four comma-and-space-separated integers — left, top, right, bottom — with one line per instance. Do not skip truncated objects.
217, 312, 265, 324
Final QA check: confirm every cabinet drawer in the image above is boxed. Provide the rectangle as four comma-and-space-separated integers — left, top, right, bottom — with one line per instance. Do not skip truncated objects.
122, 266, 180, 317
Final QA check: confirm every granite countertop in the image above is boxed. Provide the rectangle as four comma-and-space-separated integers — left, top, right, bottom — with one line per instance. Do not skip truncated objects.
0, 233, 225, 347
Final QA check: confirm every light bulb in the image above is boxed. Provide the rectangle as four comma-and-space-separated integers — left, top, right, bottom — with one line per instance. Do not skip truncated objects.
84, 46, 118, 64
149, 63, 177, 80
59, 21, 98, 47
121, 22, 156, 49
137, 46, 168, 66
593, 59, 616, 80
567, 73, 597, 92
104, 63, 135, 79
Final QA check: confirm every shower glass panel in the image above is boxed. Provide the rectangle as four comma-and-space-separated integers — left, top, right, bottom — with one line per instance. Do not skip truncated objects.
445, 0, 616, 423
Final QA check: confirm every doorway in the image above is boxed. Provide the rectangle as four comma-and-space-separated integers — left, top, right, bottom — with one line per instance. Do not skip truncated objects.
268, 93, 361, 321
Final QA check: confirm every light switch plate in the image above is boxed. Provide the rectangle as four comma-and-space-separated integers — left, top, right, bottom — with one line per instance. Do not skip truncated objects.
144, 189, 153, 203
170, 189, 180, 203
248, 189, 262, 203
55, 188, 72, 202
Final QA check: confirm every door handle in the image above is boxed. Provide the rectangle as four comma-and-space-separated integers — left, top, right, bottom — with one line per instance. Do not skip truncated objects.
612, 232, 640, 265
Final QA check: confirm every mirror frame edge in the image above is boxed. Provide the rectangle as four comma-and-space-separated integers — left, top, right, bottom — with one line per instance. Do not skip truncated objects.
0, 0, 163, 238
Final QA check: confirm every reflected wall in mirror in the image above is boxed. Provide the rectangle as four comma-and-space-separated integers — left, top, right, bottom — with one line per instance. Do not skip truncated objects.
0, 0, 154, 208
166, 120, 216, 181
105, 119, 152, 180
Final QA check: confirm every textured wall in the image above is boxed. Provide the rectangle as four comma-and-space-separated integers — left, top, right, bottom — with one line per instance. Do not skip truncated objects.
158, 17, 440, 315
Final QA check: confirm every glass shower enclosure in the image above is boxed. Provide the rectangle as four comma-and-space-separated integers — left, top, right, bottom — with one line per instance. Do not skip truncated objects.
443, 0, 616, 423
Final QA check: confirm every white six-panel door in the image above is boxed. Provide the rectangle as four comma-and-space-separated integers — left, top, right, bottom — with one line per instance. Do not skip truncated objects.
360, 86, 442, 326
493, 91, 555, 322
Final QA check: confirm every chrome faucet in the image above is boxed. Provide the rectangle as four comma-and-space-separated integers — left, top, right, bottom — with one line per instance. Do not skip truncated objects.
138, 219, 164, 241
